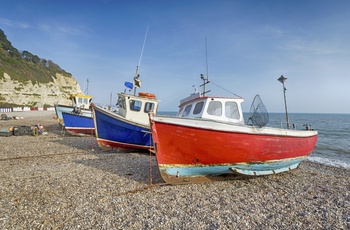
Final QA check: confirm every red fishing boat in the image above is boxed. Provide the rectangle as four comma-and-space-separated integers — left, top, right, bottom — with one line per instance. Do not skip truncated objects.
150, 75, 318, 184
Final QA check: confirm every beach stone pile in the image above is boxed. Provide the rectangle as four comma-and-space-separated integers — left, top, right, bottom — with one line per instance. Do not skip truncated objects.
0, 111, 349, 229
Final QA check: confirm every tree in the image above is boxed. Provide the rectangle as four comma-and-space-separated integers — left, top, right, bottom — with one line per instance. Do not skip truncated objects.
0, 29, 21, 58
22, 50, 34, 61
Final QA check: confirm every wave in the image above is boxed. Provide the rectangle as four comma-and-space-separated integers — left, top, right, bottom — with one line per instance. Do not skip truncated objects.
315, 144, 350, 155
308, 156, 350, 170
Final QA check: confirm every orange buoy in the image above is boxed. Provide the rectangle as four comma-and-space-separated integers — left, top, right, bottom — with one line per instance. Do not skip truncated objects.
139, 92, 155, 99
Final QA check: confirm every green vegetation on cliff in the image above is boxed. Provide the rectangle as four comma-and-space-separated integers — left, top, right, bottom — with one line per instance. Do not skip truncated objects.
0, 29, 72, 84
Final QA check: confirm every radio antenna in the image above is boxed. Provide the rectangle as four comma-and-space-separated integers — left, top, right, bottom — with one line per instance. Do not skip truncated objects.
200, 37, 210, 96
138, 25, 149, 70
133, 26, 149, 95
205, 36, 209, 80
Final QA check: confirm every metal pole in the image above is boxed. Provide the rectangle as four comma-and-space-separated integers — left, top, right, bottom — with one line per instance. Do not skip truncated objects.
109, 92, 112, 111
201, 74, 206, 96
278, 75, 290, 129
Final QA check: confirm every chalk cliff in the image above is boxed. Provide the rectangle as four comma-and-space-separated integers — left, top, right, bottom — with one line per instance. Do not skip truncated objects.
0, 72, 83, 107
0, 28, 84, 107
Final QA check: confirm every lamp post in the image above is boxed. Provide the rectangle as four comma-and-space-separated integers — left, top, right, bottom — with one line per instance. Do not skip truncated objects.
278, 75, 290, 129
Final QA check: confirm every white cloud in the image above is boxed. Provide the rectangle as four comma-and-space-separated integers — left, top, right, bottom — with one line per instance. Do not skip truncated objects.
261, 25, 285, 38
0, 18, 29, 29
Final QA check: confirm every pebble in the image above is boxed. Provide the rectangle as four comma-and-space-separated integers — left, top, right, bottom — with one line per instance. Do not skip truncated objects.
0, 111, 349, 229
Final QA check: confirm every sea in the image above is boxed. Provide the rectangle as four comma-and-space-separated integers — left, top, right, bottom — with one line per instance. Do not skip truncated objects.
268, 113, 350, 170
158, 112, 350, 170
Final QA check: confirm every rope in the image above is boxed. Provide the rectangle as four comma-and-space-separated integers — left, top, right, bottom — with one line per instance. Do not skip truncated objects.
209, 80, 243, 98
0, 151, 88, 162
149, 128, 153, 186
112, 183, 169, 197
60, 124, 66, 136
89, 107, 95, 151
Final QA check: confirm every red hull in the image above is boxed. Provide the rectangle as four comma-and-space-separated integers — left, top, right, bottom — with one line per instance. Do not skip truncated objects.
152, 121, 318, 165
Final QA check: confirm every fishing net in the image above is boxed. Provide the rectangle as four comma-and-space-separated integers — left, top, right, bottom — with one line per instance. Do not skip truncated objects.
248, 94, 269, 127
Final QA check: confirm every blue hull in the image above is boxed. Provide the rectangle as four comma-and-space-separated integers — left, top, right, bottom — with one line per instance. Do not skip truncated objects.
55, 105, 92, 126
62, 112, 94, 136
93, 106, 153, 151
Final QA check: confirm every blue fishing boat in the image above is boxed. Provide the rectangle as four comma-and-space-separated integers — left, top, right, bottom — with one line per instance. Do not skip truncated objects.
92, 65, 159, 151
92, 93, 158, 151
92, 89, 158, 152
54, 93, 93, 126
62, 111, 94, 136
92, 26, 159, 151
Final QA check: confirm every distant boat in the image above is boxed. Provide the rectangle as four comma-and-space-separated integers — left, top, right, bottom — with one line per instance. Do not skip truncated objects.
61, 111, 94, 136
150, 76, 318, 184
54, 93, 93, 126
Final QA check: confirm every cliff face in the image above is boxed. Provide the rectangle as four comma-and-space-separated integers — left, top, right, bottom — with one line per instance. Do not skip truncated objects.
0, 72, 83, 107
0, 29, 84, 108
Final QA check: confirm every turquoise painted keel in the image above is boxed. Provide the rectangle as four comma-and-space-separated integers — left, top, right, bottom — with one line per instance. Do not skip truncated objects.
161, 157, 306, 177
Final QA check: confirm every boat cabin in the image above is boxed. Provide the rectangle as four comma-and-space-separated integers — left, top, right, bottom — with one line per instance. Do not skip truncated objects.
70, 93, 93, 109
177, 93, 245, 124
117, 92, 158, 125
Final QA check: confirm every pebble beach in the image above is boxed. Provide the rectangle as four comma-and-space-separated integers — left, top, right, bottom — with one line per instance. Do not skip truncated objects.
0, 111, 349, 229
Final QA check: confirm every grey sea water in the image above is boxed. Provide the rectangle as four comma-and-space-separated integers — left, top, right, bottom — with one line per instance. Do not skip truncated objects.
158, 111, 350, 170
269, 113, 350, 169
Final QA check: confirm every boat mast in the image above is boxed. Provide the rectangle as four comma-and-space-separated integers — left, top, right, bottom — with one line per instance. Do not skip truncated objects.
278, 75, 290, 129
200, 37, 210, 96
133, 66, 140, 96
84, 78, 89, 95
109, 92, 112, 111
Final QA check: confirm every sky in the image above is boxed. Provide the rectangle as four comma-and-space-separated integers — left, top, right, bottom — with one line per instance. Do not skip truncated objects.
1, 0, 350, 113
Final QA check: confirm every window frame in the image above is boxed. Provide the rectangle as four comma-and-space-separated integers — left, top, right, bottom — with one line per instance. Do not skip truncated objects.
182, 104, 193, 117
129, 99, 142, 112
193, 101, 204, 115
207, 101, 222, 116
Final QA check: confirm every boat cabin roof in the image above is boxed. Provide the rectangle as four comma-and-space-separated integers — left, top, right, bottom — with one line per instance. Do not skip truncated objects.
70, 93, 93, 99
70, 93, 93, 109
117, 92, 158, 125
177, 93, 245, 124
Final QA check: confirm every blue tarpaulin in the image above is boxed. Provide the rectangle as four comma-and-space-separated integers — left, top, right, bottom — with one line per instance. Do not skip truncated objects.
124, 81, 133, 89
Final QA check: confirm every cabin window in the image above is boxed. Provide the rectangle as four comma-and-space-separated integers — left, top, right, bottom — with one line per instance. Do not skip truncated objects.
130, 100, 142, 111
182, 104, 192, 117
207, 101, 222, 116
225, 101, 240, 119
144, 102, 155, 113
118, 97, 126, 109
78, 98, 83, 105
193, 101, 204, 115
